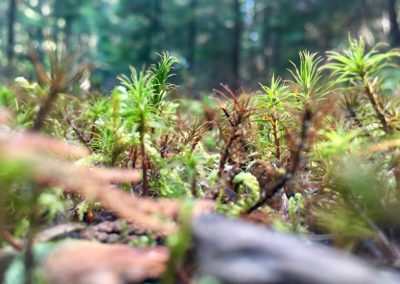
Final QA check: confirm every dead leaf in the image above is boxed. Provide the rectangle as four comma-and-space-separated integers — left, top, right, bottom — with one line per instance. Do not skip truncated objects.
43, 241, 168, 284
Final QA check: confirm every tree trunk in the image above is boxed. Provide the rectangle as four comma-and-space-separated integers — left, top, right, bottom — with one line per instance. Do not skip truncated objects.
52, 1, 60, 46
142, 0, 162, 62
388, 0, 400, 46
360, 0, 370, 22
269, 0, 282, 74
231, 0, 242, 91
7, 0, 17, 70
261, 2, 271, 76
187, 0, 198, 72
35, 0, 44, 44
64, 16, 73, 51
193, 214, 400, 284
152, 0, 162, 52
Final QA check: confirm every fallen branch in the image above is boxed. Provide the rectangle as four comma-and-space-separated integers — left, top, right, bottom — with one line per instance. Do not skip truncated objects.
193, 214, 400, 284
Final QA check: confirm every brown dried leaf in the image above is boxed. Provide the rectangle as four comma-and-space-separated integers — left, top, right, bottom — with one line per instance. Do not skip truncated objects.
43, 241, 168, 284
0, 129, 215, 235
35, 223, 87, 243
0, 131, 89, 159
91, 167, 143, 184
0, 108, 11, 125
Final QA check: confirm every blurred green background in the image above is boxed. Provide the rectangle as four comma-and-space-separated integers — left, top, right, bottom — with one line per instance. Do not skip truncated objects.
0, 0, 399, 94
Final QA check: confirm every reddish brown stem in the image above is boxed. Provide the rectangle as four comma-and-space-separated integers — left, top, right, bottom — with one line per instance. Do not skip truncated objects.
32, 88, 58, 131
125, 146, 134, 168
160, 134, 169, 159
270, 116, 281, 160
64, 115, 92, 151
218, 132, 239, 177
363, 80, 400, 199
364, 81, 392, 134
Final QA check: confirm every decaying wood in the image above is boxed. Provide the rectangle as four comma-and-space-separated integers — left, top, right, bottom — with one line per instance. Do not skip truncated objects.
34, 223, 87, 243
193, 214, 400, 284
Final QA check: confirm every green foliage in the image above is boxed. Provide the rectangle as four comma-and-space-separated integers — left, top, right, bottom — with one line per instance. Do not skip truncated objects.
75, 200, 91, 222
0, 157, 40, 231
216, 172, 260, 216
257, 75, 292, 159
0, 86, 17, 109
0, 151, 70, 237
117, 52, 178, 130
289, 51, 326, 100
288, 193, 307, 233
197, 276, 222, 284
305, 38, 400, 249
38, 187, 67, 222
313, 123, 363, 161
233, 172, 259, 193
259, 75, 290, 111
118, 68, 156, 127
162, 200, 194, 284
129, 234, 156, 248
326, 38, 400, 84
326, 38, 400, 134
315, 198, 375, 249
150, 52, 179, 107
4, 242, 56, 284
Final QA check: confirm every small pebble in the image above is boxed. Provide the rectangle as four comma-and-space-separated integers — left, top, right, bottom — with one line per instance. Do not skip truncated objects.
106, 234, 120, 243
96, 232, 109, 242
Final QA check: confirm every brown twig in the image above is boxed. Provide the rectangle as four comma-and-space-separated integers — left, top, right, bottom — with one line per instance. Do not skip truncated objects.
264, 114, 281, 161
64, 114, 92, 151
215, 86, 252, 177
160, 134, 169, 158
125, 146, 134, 168
190, 168, 198, 197
363, 80, 392, 135
32, 87, 60, 131
28, 46, 50, 86
218, 131, 240, 177
29, 47, 86, 132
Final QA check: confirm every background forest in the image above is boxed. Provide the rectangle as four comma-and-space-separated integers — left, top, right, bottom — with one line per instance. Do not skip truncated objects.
1, 0, 400, 93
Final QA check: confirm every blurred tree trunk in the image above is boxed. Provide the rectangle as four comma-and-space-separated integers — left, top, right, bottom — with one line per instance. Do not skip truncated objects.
143, 0, 162, 62
388, 0, 400, 46
7, 0, 17, 70
270, 0, 282, 74
64, 16, 73, 51
261, 2, 271, 76
52, 1, 60, 46
360, 0, 370, 22
187, 0, 197, 72
232, 0, 242, 91
152, 0, 162, 52
35, 0, 44, 44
